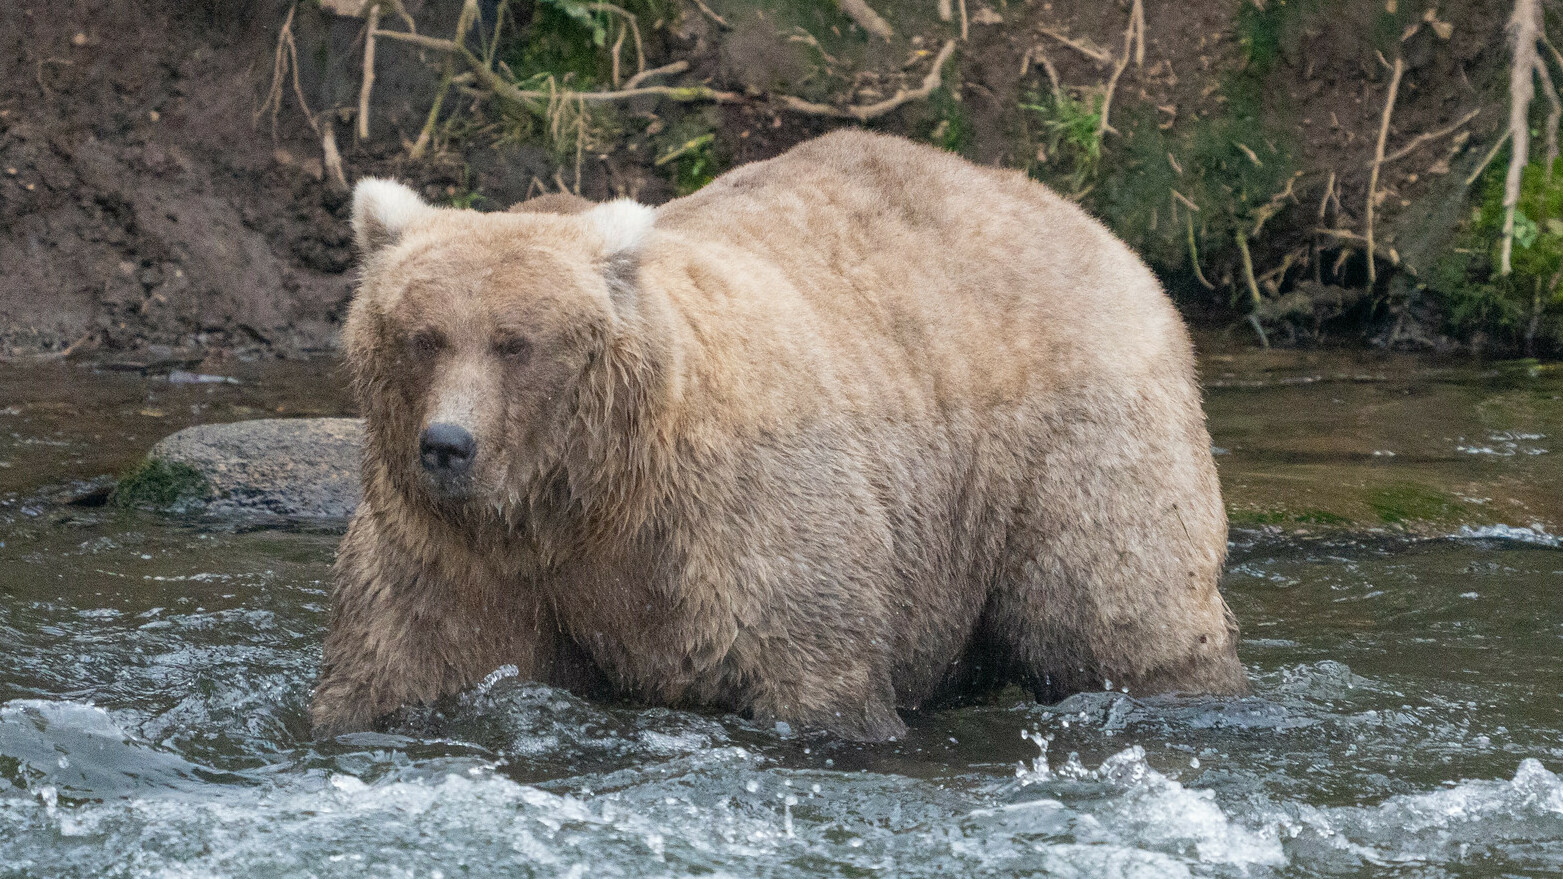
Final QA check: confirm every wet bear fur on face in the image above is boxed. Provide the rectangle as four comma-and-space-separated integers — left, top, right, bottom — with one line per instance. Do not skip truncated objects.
310, 130, 1247, 740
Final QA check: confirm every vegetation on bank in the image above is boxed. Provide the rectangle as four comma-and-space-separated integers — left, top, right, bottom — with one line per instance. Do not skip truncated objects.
272, 0, 1560, 356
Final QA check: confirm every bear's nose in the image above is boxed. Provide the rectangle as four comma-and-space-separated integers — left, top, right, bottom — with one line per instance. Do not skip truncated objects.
419, 422, 477, 475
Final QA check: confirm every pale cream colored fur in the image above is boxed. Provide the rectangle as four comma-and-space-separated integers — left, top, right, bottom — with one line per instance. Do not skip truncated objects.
312, 130, 1246, 740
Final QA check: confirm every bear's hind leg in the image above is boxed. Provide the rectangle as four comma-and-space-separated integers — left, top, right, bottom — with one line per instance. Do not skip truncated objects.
988, 403, 1247, 702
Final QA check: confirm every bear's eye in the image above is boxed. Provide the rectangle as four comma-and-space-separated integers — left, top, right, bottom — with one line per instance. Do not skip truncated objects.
492, 335, 531, 363
407, 330, 445, 358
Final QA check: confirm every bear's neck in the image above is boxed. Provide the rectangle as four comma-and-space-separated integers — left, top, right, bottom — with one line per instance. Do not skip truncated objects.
546, 276, 685, 552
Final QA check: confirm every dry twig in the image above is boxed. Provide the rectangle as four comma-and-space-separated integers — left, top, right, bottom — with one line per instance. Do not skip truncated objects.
1376, 107, 1481, 166
1185, 210, 1215, 290
358, 2, 383, 140
373, 29, 741, 107
1466, 130, 1512, 186
1365, 54, 1404, 285
689, 0, 730, 29
257, 6, 320, 137
839, 0, 894, 41
625, 60, 690, 90
1317, 170, 1335, 222
1036, 26, 1111, 64
778, 40, 957, 121
586, 3, 646, 76
1097, 0, 1142, 137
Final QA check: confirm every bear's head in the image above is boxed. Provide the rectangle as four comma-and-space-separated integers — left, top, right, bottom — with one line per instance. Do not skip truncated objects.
344, 179, 657, 510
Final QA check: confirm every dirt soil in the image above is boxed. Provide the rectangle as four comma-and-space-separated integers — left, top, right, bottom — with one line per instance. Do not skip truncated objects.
0, 0, 1514, 360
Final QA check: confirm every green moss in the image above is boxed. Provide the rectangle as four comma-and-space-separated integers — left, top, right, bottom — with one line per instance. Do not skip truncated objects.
1091, 94, 1298, 290
112, 459, 212, 511
1229, 508, 1353, 527
1365, 483, 1464, 525
1425, 152, 1563, 353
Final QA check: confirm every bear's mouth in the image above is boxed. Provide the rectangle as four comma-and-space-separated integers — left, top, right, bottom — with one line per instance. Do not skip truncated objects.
421, 469, 477, 501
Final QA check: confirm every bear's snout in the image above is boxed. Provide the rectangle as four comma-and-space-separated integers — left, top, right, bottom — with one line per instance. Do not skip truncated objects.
419, 422, 477, 483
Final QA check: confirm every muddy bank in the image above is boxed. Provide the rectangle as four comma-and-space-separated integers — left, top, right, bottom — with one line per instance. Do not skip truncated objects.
0, 0, 1543, 359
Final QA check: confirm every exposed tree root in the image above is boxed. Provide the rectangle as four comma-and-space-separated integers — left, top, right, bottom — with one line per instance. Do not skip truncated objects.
1376, 107, 1481, 166
688, 0, 730, 30
777, 40, 957, 122
1036, 26, 1111, 64
372, 29, 741, 108
357, 3, 381, 140
839, 0, 894, 41
1501, 0, 1542, 275
1365, 54, 1404, 286
1186, 210, 1215, 290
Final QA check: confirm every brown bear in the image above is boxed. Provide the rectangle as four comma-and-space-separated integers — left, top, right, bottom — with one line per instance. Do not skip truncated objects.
310, 130, 1246, 741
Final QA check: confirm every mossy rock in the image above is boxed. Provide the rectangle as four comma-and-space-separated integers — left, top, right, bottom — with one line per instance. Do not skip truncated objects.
116, 418, 364, 519
112, 459, 214, 512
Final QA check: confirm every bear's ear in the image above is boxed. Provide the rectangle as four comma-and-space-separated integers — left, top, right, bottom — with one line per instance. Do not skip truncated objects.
585, 199, 655, 256
352, 178, 437, 253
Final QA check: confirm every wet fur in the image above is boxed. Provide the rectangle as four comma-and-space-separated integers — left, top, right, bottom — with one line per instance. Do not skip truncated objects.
311, 131, 1247, 740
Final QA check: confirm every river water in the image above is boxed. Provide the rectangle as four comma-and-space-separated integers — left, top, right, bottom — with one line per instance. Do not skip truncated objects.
0, 347, 1560, 878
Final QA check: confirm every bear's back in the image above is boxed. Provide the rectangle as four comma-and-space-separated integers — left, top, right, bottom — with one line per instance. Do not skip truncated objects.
646, 130, 1195, 423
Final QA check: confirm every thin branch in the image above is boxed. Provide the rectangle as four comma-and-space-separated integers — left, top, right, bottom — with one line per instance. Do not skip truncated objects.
1366, 54, 1404, 285
1131, 0, 1145, 68
322, 119, 348, 191
778, 40, 956, 122
1186, 210, 1215, 290
1317, 170, 1335, 222
624, 60, 689, 90
1098, 0, 1141, 137
689, 0, 730, 29
839, 0, 894, 41
585, 3, 645, 75
257, 6, 322, 138
1466, 130, 1512, 185
373, 29, 740, 106
1376, 107, 1481, 166
1036, 26, 1112, 64
358, 2, 382, 140
1235, 229, 1262, 308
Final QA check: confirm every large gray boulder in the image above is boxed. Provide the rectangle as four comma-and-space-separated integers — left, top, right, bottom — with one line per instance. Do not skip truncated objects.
120, 418, 364, 518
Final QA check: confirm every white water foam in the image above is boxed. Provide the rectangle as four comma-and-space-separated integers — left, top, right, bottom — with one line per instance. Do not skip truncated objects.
1454, 523, 1562, 547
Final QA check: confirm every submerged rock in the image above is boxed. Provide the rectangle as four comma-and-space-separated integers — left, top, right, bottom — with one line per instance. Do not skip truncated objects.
119, 418, 363, 518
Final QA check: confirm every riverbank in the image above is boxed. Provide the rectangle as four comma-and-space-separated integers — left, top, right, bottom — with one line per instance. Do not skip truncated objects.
3, 0, 1554, 361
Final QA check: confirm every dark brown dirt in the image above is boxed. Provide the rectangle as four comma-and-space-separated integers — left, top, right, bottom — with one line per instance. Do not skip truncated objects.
0, 0, 1517, 359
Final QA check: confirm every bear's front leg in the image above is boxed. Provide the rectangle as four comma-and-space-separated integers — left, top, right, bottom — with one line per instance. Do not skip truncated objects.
310, 503, 558, 735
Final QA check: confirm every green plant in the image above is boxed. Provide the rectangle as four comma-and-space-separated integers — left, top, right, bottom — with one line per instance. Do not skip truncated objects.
1427, 155, 1563, 353
1022, 90, 1102, 197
